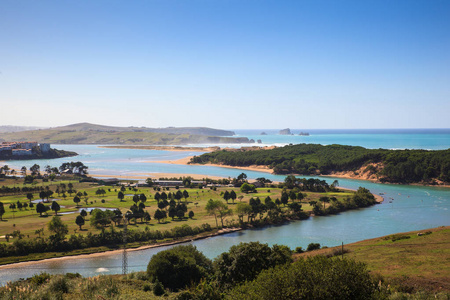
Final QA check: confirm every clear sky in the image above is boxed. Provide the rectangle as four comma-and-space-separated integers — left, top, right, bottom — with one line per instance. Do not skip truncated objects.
1, 0, 449, 129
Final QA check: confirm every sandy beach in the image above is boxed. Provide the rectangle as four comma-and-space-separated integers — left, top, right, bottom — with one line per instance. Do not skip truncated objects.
99, 145, 220, 152
146, 156, 273, 174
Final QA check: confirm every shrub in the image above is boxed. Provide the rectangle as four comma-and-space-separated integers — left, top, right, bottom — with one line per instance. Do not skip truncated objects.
147, 245, 213, 291
295, 246, 304, 253
307, 243, 321, 251
143, 283, 151, 292
29, 272, 51, 285
214, 242, 292, 288
228, 256, 378, 299
153, 279, 165, 296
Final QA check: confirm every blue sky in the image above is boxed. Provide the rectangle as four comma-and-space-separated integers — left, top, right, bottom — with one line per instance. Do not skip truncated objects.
1, 0, 449, 129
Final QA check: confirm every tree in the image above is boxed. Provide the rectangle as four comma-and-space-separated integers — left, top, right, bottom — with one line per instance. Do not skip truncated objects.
139, 193, 147, 203
147, 245, 213, 291
145, 178, 154, 187
143, 211, 151, 223
319, 196, 330, 210
30, 164, 40, 176
75, 215, 85, 230
90, 209, 113, 228
188, 210, 194, 219
205, 199, 220, 228
289, 190, 297, 201
48, 216, 68, 242
240, 183, 256, 194
235, 202, 252, 223
214, 242, 292, 288
229, 190, 237, 203
21, 166, 27, 176
0, 202, 5, 220
154, 192, 161, 203
51, 201, 60, 215
237, 173, 247, 182
223, 191, 230, 203
36, 202, 47, 216
132, 194, 139, 204
26, 193, 33, 203
218, 203, 233, 227
154, 209, 165, 223
80, 209, 87, 219
281, 192, 289, 206
182, 190, 189, 203
168, 206, 177, 220
118, 191, 124, 201
176, 209, 185, 220
73, 196, 81, 207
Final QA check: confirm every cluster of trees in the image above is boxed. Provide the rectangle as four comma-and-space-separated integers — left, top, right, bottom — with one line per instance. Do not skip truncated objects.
191, 144, 450, 184
0, 216, 212, 258
309, 187, 377, 216
146, 242, 379, 299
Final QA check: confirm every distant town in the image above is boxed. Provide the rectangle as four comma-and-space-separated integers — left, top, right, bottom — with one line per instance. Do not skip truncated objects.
0, 141, 50, 156
0, 141, 76, 160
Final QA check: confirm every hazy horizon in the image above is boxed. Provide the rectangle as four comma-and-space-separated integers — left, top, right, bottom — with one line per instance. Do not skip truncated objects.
0, 122, 449, 131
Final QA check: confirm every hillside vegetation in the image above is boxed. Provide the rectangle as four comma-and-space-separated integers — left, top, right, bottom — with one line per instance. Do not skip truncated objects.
1, 228, 448, 299
0, 123, 248, 145
190, 144, 450, 184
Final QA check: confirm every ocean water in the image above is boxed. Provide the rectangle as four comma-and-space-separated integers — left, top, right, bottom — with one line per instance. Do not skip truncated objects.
229, 129, 450, 150
0, 130, 449, 284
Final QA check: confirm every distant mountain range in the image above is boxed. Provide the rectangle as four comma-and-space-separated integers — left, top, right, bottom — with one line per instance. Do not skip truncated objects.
0, 123, 249, 145
0, 125, 45, 133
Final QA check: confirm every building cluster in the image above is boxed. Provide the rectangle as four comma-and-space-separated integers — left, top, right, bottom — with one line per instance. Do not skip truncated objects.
0, 142, 50, 156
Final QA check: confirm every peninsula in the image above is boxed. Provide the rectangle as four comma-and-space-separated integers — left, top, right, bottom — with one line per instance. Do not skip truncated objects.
0, 123, 251, 145
189, 143, 450, 185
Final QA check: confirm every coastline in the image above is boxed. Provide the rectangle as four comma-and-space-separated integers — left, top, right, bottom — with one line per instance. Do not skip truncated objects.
98, 145, 219, 152
173, 157, 449, 188
146, 156, 273, 174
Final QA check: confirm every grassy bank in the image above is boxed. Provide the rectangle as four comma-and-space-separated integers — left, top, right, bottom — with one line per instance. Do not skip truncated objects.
295, 226, 450, 293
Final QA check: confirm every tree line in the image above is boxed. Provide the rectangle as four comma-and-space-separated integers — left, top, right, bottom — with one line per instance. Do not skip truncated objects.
190, 143, 450, 184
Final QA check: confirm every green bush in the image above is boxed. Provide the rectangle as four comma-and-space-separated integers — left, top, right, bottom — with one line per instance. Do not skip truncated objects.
214, 242, 292, 288
307, 243, 321, 251
153, 279, 165, 296
147, 245, 213, 291
29, 272, 51, 285
228, 256, 378, 299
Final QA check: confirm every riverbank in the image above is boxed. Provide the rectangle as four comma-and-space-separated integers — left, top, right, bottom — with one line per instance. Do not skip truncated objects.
0, 227, 241, 270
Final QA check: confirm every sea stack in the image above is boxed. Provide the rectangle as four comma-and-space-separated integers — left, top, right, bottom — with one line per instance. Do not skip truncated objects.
279, 128, 291, 135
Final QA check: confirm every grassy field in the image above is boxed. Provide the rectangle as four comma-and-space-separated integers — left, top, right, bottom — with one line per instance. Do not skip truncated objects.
295, 226, 450, 293
0, 176, 357, 265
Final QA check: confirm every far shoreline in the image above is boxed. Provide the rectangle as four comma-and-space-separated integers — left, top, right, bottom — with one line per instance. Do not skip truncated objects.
146, 156, 449, 188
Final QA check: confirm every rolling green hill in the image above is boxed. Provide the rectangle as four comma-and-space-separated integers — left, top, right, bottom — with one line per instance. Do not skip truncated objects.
0, 123, 248, 145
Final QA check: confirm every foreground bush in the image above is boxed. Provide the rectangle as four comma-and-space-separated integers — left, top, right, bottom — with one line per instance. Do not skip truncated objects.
147, 244, 213, 291
228, 255, 378, 300
214, 242, 292, 288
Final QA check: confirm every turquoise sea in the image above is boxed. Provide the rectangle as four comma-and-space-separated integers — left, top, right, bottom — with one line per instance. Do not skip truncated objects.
0, 129, 449, 284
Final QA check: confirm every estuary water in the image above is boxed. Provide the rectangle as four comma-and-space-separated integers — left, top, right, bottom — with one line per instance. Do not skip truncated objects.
0, 129, 449, 284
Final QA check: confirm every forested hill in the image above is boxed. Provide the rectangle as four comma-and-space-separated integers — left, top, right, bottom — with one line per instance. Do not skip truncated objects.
190, 144, 450, 184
